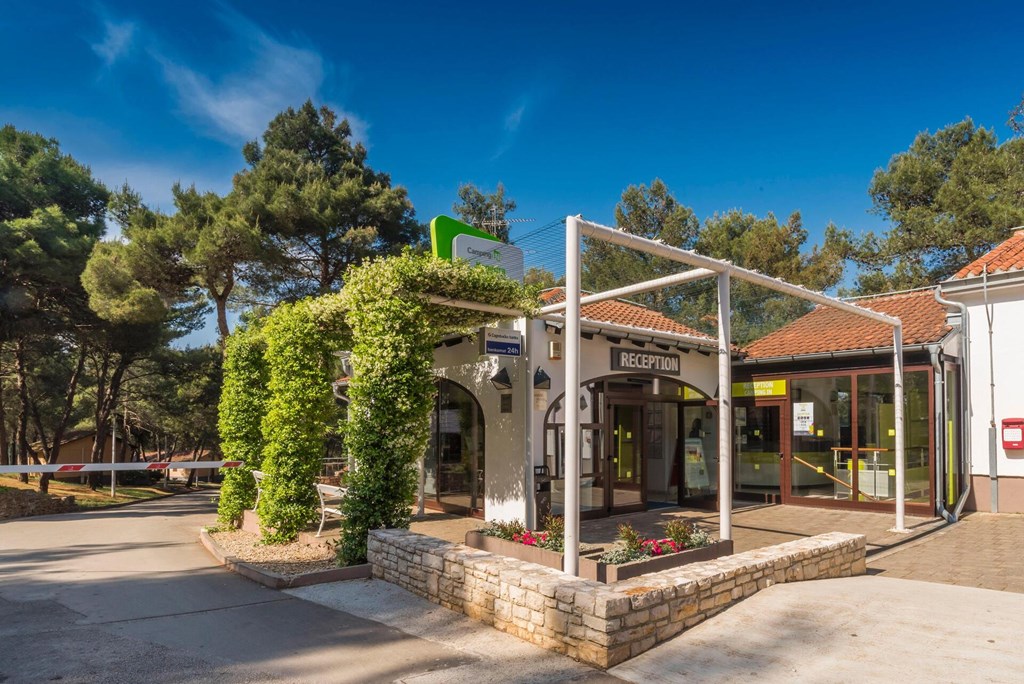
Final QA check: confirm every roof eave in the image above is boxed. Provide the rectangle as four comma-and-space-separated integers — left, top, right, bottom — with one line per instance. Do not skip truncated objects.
738, 340, 950, 366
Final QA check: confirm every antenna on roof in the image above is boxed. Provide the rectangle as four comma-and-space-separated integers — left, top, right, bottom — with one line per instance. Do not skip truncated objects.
479, 206, 534, 232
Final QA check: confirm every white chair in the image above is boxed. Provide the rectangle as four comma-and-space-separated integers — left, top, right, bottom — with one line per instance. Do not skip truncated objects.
252, 470, 266, 510
316, 483, 346, 537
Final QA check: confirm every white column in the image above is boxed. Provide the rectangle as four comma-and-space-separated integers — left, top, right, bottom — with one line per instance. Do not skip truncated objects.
564, 216, 581, 576
717, 272, 732, 541
522, 317, 535, 529
893, 325, 907, 532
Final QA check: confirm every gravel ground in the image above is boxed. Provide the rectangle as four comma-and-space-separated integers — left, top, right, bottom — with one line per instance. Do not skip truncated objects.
209, 528, 338, 576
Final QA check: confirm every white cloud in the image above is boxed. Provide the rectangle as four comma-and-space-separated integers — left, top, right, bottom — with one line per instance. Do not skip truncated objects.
151, 7, 366, 145
505, 104, 526, 133
493, 99, 531, 159
91, 19, 136, 66
90, 159, 232, 223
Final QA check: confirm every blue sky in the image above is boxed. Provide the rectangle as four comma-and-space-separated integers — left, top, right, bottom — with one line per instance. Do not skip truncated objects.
2, 1, 1022, 342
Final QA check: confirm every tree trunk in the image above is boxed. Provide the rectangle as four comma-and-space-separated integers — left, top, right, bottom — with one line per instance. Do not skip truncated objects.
36, 345, 88, 493
0, 372, 9, 467
213, 275, 234, 346
88, 357, 128, 491
185, 443, 204, 488
14, 339, 30, 484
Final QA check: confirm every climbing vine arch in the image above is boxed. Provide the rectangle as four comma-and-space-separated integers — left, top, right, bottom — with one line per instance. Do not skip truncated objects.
217, 252, 536, 561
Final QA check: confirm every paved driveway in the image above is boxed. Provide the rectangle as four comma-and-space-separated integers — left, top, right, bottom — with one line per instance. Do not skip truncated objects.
0, 491, 613, 683
610, 576, 1024, 683
869, 512, 1024, 593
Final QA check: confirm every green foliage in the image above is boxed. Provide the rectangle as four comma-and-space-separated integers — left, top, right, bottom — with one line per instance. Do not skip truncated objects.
335, 252, 536, 564
854, 118, 1024, 292
690, 210, 848, 343
452, 182, 516, 242
479, 518, 528, 541
538, 514, 565, 552
582, 179, 700, 315
581, 179, 847, 345
217, 324, 270, 525
663, 519, 712, 549
233, 101, 422, 301
257, 299, 347, 543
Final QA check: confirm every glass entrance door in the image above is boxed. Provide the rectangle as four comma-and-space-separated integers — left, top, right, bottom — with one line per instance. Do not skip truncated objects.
609, 402, 645, 511
734, 403, 782, 501
680, 405, 718, 507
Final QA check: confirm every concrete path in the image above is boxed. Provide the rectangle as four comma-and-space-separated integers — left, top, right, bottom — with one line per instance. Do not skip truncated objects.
290, 579, 621, 683
610, 575, 1024, 683
0, 491, 611, 683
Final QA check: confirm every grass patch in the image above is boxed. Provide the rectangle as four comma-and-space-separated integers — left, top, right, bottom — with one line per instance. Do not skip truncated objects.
0, 473, 178, 509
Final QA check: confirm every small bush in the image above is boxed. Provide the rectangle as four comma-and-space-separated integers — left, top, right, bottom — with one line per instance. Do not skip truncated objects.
539, 514, 565, 552
663, 519, 713, 549
479, 518, 527, 541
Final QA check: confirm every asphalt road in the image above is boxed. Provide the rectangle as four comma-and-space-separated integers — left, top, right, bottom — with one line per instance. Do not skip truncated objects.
0, 491, 610, 683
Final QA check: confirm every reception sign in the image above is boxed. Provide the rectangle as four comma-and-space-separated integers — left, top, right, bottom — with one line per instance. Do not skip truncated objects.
732, 379, 787, 398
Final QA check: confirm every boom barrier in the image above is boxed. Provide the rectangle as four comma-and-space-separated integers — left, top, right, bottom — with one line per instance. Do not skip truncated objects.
0, 461, 242, 474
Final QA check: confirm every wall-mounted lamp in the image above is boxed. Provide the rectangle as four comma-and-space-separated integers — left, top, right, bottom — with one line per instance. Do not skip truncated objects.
533, 367, 552, 390
490, 367, 513, 391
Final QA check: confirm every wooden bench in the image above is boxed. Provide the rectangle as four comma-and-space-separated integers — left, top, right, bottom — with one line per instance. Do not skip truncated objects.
316, 483, 347, 537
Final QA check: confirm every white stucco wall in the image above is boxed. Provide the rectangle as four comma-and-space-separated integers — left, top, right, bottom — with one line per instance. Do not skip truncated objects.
429, 318, 722, 524
944, 279, 1024, 479
432, 321, 529, 523
528, 319, 721, 476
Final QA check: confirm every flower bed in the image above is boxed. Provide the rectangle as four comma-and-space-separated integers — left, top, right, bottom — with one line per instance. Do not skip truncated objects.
465, 518, 732, 584
465, 530, 569, 571
580, 539, 733, 583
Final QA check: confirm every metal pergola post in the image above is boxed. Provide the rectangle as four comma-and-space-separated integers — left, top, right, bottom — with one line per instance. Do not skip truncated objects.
893, 325, 907, 532
717, 272, 733, 540
557, 216, 909, 569
563, 216, 582, 576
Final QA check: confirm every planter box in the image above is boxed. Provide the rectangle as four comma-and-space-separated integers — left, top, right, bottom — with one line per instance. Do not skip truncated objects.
465, 530, 731, 584
465, 530, 605, 576
580, 539, 734, 583
465, 530, 568, 570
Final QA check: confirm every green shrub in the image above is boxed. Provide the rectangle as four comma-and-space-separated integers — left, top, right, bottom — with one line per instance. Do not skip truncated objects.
479, 518, 528, 541
663, 518, 713, 549
216, 323, 269, 527
538, 514, 565, 552
335, 252, 536, 565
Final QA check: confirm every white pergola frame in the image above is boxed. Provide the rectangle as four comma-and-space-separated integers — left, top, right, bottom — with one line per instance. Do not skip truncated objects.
555, 216, 909, 576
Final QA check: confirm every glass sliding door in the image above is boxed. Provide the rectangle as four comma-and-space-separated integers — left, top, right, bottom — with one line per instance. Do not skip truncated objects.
645, 402, 679, 506
680, 405, 718, 506
856, 371, 931, 504
790, 375, 852, 500
610, 402, 645, 511
734, 403, 782, 500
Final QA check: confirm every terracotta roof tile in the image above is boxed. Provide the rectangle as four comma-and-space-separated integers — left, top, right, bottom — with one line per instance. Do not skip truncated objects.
743, 288, 951, 359
540, 288, 714, 342
952, 229, 1024, 279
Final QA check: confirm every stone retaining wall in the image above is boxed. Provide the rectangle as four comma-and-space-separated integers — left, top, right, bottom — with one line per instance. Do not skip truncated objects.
368, 529, 866, 668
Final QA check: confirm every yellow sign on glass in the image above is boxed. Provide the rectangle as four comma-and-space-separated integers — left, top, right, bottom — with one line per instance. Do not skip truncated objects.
888, 428, 896, 437
817, 429, 824, 437
732, 379, 787, 398
888, 468, 896, 477
817, 466, 824, 474
682, 386, 705, 400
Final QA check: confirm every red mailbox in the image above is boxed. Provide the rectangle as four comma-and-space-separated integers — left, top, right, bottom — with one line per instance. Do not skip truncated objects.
1002, 418, 1024, 449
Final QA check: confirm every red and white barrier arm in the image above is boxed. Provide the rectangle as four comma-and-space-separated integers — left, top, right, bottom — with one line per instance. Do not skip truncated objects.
0, 461, 242, 474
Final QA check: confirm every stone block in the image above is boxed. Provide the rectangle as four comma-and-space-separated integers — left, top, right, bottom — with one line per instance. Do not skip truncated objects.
545, 607, 569, 632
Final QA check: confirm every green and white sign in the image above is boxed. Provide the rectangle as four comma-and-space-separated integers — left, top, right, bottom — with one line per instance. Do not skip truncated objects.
430, 215, 524, 282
